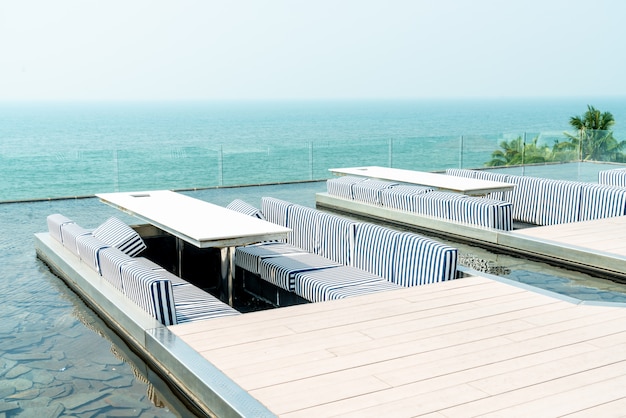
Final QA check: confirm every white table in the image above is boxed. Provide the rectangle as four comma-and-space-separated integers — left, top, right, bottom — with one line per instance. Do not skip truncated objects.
329, 166, 515, 196
97, 190, 291, 305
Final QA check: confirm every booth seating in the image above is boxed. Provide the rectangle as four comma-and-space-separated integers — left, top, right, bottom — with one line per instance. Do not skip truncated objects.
47, 214, 240, 325
232, 197, 458, 304
598, 167, 626, 187
327, 176, 513, 231
446, 169, 626, 225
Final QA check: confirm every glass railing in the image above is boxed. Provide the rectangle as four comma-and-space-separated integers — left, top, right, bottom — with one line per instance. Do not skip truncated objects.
2, 131, 625, 202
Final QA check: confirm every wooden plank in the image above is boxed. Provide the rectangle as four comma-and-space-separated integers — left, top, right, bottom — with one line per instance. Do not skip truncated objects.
168, 276, 626, 417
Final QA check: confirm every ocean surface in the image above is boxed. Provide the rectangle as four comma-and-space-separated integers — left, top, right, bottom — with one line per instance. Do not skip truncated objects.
3, 97, 626, 202
3, 98, 626, 416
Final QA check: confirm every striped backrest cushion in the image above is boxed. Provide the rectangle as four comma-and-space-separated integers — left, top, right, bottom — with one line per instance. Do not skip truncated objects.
121, 263, 177, 326
449, 196, 512, 229
76, 234, 110, 275
598, 168, 626, 187
413, 191, 465, 219
315, 212, 357, 265
393, 232, 458, 286
352, 179, 398, 205
380, 185, 434, 212
445, 168, 478, 178
287, 204, 319, 253
535, 180, 584, 225
47, 214, 75, 243
93, 217, 146, 257
61, 223, 92, 256
352, 223, 398, 281
579, 184, 626, 221
261, 197, 293, 227
326, 176, 367, 200
99, 247, 135, 292
226, 199, 266, 220
507, 175, 547, 224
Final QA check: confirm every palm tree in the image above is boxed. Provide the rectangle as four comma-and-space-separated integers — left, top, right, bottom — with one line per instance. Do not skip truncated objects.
563, 105, 624, 161
485, 136, 550, 166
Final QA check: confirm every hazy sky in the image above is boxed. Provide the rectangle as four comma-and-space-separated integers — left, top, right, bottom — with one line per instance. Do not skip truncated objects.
1, 0, 625, 101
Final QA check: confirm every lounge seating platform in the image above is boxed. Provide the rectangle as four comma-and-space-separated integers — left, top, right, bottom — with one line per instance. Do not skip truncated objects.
316, 192, 626, 281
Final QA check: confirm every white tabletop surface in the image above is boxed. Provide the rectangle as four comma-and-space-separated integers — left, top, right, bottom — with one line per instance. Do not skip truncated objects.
96, 190, 290, 248
329, 166, 515, 195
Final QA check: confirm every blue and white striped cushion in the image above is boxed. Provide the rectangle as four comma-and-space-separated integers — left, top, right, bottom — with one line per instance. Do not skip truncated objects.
535, 180, 584, 225
226, 199, 266, 220
47, 214, 75, 244
258, 253, 340, 291
172, 284, 240, 323
445, 168, 478, 178
351, 179, 398, 205
326, 176, 367, 199
598, 168, 626, 187
99, 247, 135, 292
379, 185, 434, 212
261, 197, 293, 229
414, 191, 466, 219
579, 184, 626, 221
287, 204, 320, 253
294, 265, 387, 302
352, 223, 398, 281
60, 223, 92, 256
76, 234, 110, 274
392, 232, 458, 286
121, 263, 177, 326
234, 242, 306, 274
450, 197, 513, 230
473, 171, 512, 201
93, 217, 146, 257
507, 175, 547, 224
315, 212, 357, 266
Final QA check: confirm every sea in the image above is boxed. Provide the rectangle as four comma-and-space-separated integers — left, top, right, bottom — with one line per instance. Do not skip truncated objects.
3, 98, 626, 416
3, 97, 626, 202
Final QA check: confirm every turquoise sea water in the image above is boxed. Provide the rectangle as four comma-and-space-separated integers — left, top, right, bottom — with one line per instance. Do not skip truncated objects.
4, 99, 626, 416
3, 97, 626, 201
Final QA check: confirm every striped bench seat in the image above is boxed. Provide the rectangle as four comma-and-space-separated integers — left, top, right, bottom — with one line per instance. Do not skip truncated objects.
172, 283, 240, 323
258, 253, 341, 292
235, 242, 308, 275
294, 265, 400, 303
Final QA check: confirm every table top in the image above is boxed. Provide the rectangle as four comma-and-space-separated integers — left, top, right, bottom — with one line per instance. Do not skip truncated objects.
329, 166, 515, 195
96, 190, 291, 248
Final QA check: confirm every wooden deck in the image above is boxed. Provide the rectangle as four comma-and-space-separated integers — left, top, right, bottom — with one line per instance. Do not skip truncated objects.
168, 275, 626, 417
513, 215, 626, 257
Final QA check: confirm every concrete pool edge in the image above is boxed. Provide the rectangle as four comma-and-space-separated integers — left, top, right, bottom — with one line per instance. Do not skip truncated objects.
34, 232, 276, 418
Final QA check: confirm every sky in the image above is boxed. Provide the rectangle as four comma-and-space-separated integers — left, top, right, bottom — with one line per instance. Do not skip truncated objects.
1, 0, 625, 101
